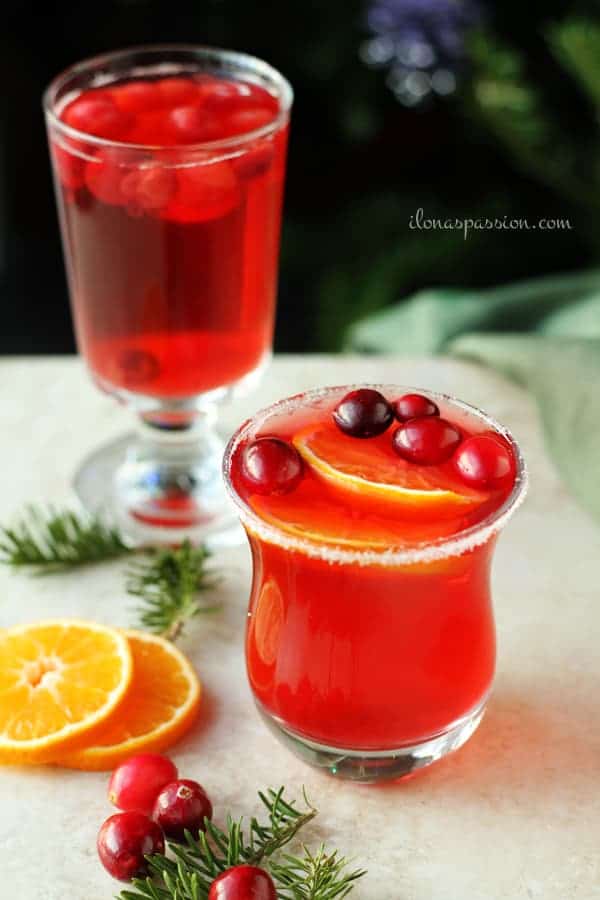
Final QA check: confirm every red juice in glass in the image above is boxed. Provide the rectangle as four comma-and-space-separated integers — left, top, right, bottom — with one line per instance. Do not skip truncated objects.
44, 47, 292, 539
225, 385, 527, 782
48, 69, 287, 399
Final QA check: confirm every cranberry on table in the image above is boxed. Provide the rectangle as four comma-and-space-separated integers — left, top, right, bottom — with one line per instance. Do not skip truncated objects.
208, 865, 277, 900
152, 779, 213, 842
97, 811, 165, 881
240, 438, 303, 495
393, 393, 440, 422
332, 388, 393, 438
454, 434, 515, 489
108, 753, 178, 814
393, 417, 461, 465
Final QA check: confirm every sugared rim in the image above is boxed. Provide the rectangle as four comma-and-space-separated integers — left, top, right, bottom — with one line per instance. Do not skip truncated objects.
43, 43, 293, 155
223, 384, 529, 567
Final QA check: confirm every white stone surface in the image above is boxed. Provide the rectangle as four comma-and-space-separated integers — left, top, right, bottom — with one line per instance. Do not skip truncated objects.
0, 354, 598, 900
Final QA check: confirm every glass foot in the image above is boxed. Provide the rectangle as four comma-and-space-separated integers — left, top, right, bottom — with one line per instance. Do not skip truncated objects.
73, 430, 243, 548
256, 699, 487, 783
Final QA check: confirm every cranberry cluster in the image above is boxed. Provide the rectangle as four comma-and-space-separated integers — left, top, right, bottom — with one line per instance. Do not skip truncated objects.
238, 388, 514, 497
98, 753, 275, 898
98, 753, 212, 881
333, 388, 514, 488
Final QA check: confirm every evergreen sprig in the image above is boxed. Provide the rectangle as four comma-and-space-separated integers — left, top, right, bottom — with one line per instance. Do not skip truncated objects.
118, 788, 365, 900
0, 507, 218, 641
0, 506, 132, 572
126, 540, 219, 641
272, 846, 367, 900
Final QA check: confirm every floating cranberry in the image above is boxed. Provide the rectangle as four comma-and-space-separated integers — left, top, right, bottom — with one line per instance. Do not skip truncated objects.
84, 148, 141, 205
52, 145, 85, 190
454, 434, 515, 489
108, 753, 178, 814
394, 393, 439, 422
221, 107, 275, 138
63, 94, 132, 140
121, 165, 177, 210
392, 417, 461, 465
241, 437, 303, 495
232, 141, 274, 179
112, 81, 163, 114
198, 79, 254, 111
167, 105, 209, 143
152, 779, 213, 842
167, 160, 240, 223
158, 77, 199, 106
97, 812, 165, 881
208, 865, 277, 900
332, 388, 393, 438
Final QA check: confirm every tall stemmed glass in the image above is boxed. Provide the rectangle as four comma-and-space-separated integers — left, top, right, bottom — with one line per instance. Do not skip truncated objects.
44, 45, 292, 544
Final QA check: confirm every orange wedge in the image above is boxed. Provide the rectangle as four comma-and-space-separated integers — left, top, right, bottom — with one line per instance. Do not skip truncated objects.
55, 630, 201, 771
0, 620, 132, 765
293, 423, 485, 510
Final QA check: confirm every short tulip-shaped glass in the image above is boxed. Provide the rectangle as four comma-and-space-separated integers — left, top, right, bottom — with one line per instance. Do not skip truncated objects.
44, 46, 292, 543
224, 385, 528, 782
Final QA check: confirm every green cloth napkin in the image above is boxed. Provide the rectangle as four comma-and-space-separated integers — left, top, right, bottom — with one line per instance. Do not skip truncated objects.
345, 269, 600, 523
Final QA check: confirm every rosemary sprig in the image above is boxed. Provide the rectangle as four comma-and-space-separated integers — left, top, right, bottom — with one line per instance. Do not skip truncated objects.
118, 788, 366, 900
126, 540, 219, 641
0, 506, 132, 572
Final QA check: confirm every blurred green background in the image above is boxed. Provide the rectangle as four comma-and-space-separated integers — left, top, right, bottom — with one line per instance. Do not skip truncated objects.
2, 0, 599, 353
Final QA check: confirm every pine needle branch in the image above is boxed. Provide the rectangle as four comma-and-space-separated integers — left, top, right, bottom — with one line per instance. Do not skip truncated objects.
126, 540, 220, 641
0, 506, 132, 572
117, 788, 364, 900
271, 846, 367, 900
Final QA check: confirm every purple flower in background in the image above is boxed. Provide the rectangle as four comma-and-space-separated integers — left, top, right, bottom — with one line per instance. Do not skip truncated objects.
361, 0, 483, 105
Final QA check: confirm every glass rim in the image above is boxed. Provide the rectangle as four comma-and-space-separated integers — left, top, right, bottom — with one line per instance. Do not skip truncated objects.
43, 43, 293, 154
223, 384, 529, 567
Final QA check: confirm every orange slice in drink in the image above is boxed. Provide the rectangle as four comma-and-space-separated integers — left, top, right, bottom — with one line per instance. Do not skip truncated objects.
55, 630, 201, 771
293, 423, 486, 510
0, 620, 132, 764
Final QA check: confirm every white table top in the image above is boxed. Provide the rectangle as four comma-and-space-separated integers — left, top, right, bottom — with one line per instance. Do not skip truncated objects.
0, 354, 598, 900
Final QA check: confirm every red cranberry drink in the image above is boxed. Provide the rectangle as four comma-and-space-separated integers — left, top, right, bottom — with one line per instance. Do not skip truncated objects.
44, 48, 292, 539
46, 52, 289, 398
225, 385, 527, 782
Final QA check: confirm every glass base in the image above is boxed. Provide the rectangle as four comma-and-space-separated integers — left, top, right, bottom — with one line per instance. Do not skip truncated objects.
74, 430, 243, 548
256, 699, 487, 783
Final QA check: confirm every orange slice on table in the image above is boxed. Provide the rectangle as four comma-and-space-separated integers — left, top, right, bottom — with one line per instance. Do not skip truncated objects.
293, 423, 486, 511
55, 630, 201, 771
0, 620, 132, 765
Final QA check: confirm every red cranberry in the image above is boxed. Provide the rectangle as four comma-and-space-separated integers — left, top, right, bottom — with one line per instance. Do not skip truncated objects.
97, 812, 165, 881
394, 393, 439, 422
112, 81, 162, 114
158, 77, 199, 106
120, 166, 177, 210
171, 161, 240, 221
108, 753, 178, 814
232, 141, 274, 179
220, 107, 275, 138
332, 388, 393, 438
63, 94, 132, 140
454, 434, 515, 489
152, 779, 213, 842
392, 417, 461, 465
240, 438, 303, 495
208, 865, 277, 900
168, 105, 209, 143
